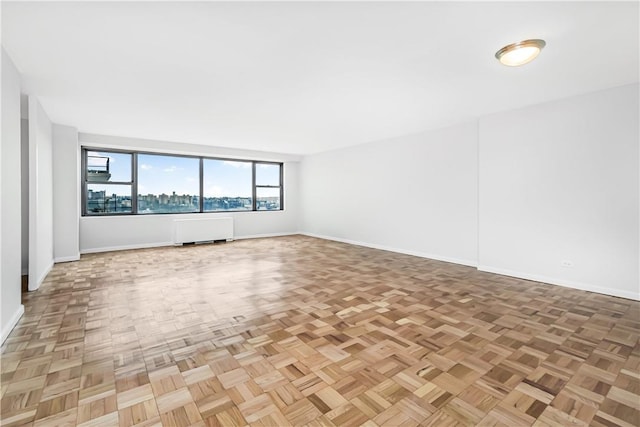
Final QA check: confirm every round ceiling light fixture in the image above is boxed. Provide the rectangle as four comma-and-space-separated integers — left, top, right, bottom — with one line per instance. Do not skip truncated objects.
495, 39, 546, 67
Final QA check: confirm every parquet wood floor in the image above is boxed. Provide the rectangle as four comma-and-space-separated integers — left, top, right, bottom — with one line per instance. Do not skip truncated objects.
1, 235, 638, 427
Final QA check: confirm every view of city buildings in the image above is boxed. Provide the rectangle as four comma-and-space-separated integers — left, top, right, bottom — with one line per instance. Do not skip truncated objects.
86, 189, 280, 214
84, 150, 282, 215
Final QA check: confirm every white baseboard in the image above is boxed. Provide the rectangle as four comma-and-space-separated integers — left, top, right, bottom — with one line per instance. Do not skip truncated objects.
477, 265, 640, 301
235, 232, 299, 240
80, 242, 174, 254
301, 232, 478, 268
300, 233, 638, 302
80, 234, 299, 254
55, 254, 80, 263
1, 304, 25, 344
75, 232, 638, 302
29, 260, 54, 291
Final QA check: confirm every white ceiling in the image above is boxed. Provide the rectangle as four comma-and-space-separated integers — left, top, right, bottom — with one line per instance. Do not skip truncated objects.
2, 1, 638, 155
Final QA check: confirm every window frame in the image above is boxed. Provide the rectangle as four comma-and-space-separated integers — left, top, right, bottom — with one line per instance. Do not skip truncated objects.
253, 161, 285, 211
82, 148, 136, 216
202, 158, 254, 213
81, 147, 284, 216
136, 152, 202, 215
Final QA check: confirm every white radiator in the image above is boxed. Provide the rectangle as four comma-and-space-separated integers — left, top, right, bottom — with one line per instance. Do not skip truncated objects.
173, 217, 234, 245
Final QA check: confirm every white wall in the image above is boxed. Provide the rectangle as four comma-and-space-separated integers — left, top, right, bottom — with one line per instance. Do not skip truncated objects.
52, 124, 80, 262
478, 84, 639, 300
28, 96, 54, 290
21, 118, 28, 274
78, 133, 301, 253
1, 49, 24, 343
80, 132, 302, 164
300, 122, 478, 266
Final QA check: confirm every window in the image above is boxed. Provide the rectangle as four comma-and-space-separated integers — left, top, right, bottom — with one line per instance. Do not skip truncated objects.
138, 154, 200, 214
255, 163, 283, 210
203, 159, 253, 211
83, 150, 133, 214
86, 184, 132, 214
82, 148, 284, 216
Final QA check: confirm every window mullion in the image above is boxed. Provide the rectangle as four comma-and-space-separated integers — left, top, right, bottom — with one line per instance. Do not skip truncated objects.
199, 157, 204, 213
132, 152, 138, 214
252, 162, 257, 211
81, 149, 87, 216
280, 163, 284, 211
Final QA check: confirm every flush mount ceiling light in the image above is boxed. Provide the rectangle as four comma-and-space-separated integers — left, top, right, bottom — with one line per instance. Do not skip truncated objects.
495, 39, 546, 67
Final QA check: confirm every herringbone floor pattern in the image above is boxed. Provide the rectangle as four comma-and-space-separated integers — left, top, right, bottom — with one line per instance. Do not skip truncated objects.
1, 235, 638, 426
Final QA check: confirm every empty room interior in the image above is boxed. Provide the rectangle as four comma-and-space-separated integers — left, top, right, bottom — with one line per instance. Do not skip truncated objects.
1, 1, 639, 426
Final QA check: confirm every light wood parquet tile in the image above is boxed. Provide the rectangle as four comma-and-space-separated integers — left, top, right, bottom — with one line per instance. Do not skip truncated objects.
1, 235, 639, 426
